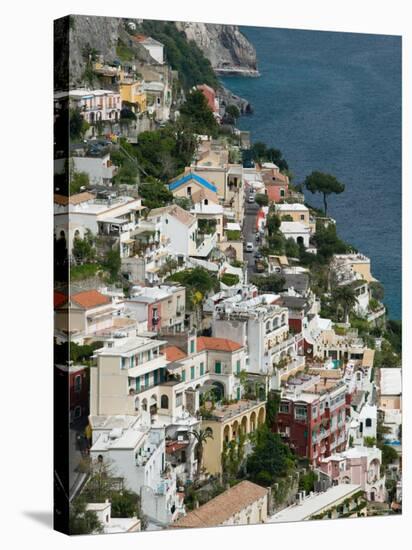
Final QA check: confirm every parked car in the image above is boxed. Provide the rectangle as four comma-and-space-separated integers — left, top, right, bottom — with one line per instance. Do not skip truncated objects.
254, 251, 262, 259
248, 195, 255, 203
245, 242, 254, 253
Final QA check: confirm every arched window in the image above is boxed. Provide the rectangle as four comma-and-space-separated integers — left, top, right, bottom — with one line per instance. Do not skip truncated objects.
74, 229, 81, 239
142, 399, 148, 412
273, 317, 279, 330
266, 321, 271, 333
161, 395, 169, 409
205, 427, 213, 437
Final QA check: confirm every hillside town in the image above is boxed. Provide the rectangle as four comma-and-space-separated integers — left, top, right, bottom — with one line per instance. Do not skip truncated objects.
54, 16, 402, 534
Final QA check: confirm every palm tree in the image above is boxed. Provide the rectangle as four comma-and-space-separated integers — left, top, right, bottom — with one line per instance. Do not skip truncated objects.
190, 428, 214, 478
332, 285, 357, 324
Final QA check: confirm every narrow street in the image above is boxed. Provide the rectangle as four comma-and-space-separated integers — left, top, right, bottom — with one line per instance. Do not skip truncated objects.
242, 195, 260, 281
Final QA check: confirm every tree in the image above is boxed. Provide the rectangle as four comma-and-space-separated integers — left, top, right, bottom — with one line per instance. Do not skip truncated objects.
299, 470, 318, 493
190, 428, 214, 477
254, 193, 269, 207
140, 179, 173, 209
72, 229, 95, 263
220, 273, 239, 287
70, 171, 89, 195
102, 248, 121, 283
226, 104, 240, 120
250, 274, 286, 293
304, 171, 345, 216
179, 90, 218, 136
266, 212, 281, 236
69, 498, 103, 535
70, 108, 89, 140
331, 285, 357, 323
246, 425, 295, 486
265, 390, 281, 427
284, 238, 300, 258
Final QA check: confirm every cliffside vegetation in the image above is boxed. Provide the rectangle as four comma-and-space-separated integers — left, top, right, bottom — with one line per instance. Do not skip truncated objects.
135, 20, 218, 90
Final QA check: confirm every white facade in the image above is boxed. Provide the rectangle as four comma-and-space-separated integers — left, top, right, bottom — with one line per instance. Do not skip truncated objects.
72, 154, 116, 186
55, 89, 122, 123
280, 221, 311, 248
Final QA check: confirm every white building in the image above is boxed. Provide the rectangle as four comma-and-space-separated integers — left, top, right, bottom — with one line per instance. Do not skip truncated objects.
279, 221, 311, 248
89, 416, 183, 525
213, 293, 304, 387
54, 192, 145, 259
147, 204, 216, 260
85, 501, 141, 533
71, 152, 117, 186
137, 36, 165, 64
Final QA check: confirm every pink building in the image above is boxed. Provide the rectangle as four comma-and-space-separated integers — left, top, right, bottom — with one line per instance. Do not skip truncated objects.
55, 89, 122, 124
318, 446, 386, 502
196, 84, 219, 114
262, 169, 289, 203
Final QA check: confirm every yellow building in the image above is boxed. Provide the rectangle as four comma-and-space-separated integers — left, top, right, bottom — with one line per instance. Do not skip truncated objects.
120, 79, 147, 113
201, 400, 266, 475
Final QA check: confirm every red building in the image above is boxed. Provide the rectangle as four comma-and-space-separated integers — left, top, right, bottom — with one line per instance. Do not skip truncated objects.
55, 364, 89, 423
275, 375, 347, 466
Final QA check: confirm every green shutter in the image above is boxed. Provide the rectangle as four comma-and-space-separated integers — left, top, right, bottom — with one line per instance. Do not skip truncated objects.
237, 387, 241, 400
215, 361, 221, 374
136, 377, 140, 392
145, 373, 150, 387
236, 360, 241, 374
181, 370, 186, 382
190, 340, 195, 354
200, 362, 204, 376
190, 366, 195, 380
154, 370, 159, 385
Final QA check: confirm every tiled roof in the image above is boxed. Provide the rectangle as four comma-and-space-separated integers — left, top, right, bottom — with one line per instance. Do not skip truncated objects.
54, 192, 95, 206
70, 290, 111, 309
191, 187, 219, 205
148, 204, 196, 227
197, 336, 243, 353
172, 481, 267, 528
163, 346, 187, 362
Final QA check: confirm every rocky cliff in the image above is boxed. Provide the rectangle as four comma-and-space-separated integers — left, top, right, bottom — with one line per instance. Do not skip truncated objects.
55, 15, 153, 89
175, 22, 258, 75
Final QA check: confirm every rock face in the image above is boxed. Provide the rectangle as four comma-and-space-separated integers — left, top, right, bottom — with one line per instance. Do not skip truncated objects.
54, 15, 153, 89
175, 22, 258, 75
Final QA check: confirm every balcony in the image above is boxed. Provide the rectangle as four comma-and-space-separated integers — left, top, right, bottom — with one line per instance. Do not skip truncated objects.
127, 355, 167, 378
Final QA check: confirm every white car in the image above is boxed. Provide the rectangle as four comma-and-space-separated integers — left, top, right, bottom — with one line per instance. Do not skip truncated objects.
248, 194, 255, 203
245, 242, 254, 253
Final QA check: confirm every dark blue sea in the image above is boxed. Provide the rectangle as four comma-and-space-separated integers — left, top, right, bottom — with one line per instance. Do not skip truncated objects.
221, 27, 401, 320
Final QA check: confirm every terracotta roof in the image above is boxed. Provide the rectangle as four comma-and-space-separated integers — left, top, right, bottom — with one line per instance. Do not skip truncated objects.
172, 481, 267, 528
166, 441, 189, 454
191, 187, 219, 205
148, 204, 196, 227
197, 336, 243, 353
54, 291, 67, 308
54, 192, 95, 206
70, 290, 111, 309
163, 346, 187, 362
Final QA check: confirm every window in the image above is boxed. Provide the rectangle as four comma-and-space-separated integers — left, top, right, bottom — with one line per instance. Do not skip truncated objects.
215, 361, 222, 374
144, 373, 150, 388
130, 355, 135, 368
237, 387, 241, 400
154, 370, 159, 385
295, 406, 307, 420
200, 362, 204, 376
190, 366, 195, 380
74, 375, 82, 393
236, 360, 241, 374
74, 406, 82, 418
135, 377, 140, 392
161, 395, 169, 409
300, 214, 305, 220
121, 357, 127, 369
280, 189, 285, 197
365, 418, 372, 428
181, 370, 186, 382
187, 186, 192, 196
176, 392, 183, 407
190, 340, 195, 354
280, 402, 289, 414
